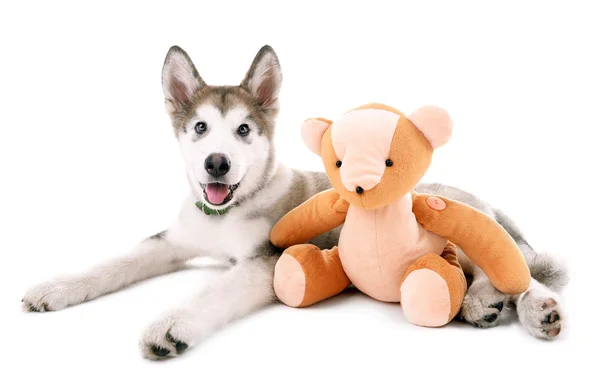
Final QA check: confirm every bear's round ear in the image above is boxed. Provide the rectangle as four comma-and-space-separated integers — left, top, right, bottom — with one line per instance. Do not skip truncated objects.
407, 106, 453, 149
301, 117, 332, 156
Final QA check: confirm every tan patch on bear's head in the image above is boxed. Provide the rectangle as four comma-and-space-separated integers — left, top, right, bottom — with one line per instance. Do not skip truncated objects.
321, 104, 434, 209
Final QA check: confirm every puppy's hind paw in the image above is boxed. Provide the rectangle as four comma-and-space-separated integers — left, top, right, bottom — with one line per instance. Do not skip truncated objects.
459, 281, 508, 328
517, 289, 564, 340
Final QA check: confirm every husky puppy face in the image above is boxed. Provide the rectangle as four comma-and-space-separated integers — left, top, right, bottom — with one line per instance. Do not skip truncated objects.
161, 46, 282, 210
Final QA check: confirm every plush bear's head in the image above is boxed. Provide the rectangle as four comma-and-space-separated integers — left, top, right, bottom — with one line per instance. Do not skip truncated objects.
302, 103, 452, 209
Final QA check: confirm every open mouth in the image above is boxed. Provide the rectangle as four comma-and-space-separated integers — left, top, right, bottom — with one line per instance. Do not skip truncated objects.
200, 182, 239, 206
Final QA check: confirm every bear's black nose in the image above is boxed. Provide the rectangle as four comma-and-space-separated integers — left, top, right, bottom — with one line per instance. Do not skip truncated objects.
356, 186, 364, 194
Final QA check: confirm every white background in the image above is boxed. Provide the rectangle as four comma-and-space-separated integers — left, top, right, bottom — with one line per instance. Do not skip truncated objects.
1, 1, 598, 386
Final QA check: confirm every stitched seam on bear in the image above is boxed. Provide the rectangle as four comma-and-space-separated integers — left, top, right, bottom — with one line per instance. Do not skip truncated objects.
424, 257, 453, 321
441, 271, 452, 321
374, 208, 389, 298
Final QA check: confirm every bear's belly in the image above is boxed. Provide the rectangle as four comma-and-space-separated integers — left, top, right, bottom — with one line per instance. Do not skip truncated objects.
338, 196, 447, 302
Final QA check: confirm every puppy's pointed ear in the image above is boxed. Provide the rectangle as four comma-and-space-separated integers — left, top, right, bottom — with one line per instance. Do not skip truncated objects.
241, 45, 282, 109
407, 106, 453, 149
162, 46, 205, 113
301, 118, 332, 156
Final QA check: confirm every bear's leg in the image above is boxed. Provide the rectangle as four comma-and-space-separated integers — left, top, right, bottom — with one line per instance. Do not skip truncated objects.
399, 242, 467, 327
274, 244, 351, 307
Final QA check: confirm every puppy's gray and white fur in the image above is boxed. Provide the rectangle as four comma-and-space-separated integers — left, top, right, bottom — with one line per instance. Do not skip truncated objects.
22, 45, 569, 359
416, 183, 568, 340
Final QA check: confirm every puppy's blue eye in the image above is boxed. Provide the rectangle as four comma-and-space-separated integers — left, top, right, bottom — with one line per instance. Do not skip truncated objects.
237, 124, 250, 136
195, 122, 207, 134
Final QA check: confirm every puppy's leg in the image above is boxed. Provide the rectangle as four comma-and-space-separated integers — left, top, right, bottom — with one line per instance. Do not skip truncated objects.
22, 230, 195, 312
139, 255, 277, 360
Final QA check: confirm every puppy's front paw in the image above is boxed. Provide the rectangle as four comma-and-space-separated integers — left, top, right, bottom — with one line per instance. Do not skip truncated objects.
139, 310, 198, 360
517, 289, 564, 340
22, 279, 88, 312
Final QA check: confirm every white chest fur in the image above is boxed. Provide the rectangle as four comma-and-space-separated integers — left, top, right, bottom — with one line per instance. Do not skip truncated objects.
168, 195, 272, 261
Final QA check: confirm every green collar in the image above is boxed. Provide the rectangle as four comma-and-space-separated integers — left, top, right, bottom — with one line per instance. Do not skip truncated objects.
195, 201, 231, 216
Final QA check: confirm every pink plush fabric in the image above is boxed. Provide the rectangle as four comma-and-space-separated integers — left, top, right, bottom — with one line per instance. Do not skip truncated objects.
400, 268, 451, 327
301, 118, 331, 156
426, 196, 447, 211
331, 108, 400, 192
273, 253, 306, 307
407, 106, 453, 149
338, 193, 447, 302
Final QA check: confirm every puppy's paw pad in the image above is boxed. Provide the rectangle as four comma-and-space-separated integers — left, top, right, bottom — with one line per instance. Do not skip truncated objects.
542, 298, 557, 309
140, 313, 195, 360
518, 291, 564, 340
483, 313, 498, 323
547, 327, 561, 337
490, 301, 504, 312
151, 345, 170, 357
166, 332, 189, 354
545, 310, 560, 324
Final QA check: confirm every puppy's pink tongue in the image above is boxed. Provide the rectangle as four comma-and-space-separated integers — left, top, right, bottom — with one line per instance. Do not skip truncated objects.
205, 183, 229, 204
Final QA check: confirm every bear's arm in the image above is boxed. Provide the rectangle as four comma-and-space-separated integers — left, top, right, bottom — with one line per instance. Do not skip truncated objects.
412, 193, 531, 295
270, 188, 349, 249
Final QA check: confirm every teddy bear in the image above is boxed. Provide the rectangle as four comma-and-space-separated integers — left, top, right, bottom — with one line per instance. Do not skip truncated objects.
269, 103, 531, 327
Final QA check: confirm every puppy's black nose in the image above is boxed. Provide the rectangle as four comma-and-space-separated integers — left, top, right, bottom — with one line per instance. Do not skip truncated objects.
356, 186, 364, 194
204, 153, 231, 178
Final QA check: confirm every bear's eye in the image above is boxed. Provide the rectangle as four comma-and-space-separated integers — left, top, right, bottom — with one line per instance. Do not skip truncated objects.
336, 160, 342, 168
385, 159, 393, 167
